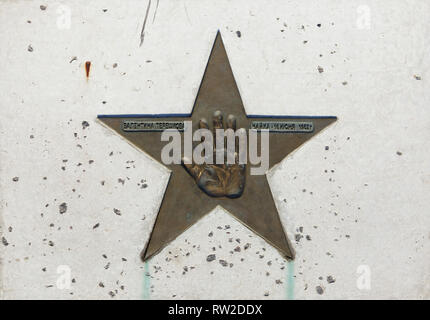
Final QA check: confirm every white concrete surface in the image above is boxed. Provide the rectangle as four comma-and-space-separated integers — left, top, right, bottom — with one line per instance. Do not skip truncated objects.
0, 0, 429, 299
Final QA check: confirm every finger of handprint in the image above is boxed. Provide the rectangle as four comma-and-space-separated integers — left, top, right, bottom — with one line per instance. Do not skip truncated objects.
182, 157, 201, 179
213, 111, 224, 151
182, 162, 197, 176
227, 114, 236, 130
225, 126, 236, 163
199, 118, 209, 130
236, 128, 247, 159
198, 118, 209, 158
213, 110, 224, 131
225, 144, 235, 166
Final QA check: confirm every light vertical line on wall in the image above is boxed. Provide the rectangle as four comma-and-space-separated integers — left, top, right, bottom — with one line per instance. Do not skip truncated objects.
286, 261, 295, 300
143, 261, 151, 300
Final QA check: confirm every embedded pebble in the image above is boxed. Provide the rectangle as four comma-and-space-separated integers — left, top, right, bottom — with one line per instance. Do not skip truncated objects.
206, 254, 216, 262
59, 202, 67, 214
316, 286, 324, 294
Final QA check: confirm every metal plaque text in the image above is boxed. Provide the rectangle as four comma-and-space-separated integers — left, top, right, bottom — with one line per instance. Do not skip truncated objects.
250, 121, 314, 133
122, 120, 184, 132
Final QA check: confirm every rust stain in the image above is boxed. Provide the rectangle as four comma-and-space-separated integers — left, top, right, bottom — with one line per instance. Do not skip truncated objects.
85, 61, 91, 78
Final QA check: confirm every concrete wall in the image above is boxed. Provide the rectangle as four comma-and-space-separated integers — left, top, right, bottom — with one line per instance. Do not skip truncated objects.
0, 0, 429, 299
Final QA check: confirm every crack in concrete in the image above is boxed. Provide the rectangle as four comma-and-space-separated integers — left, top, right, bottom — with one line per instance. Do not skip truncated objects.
152, 0, 159, 24
140, 0, 152, 47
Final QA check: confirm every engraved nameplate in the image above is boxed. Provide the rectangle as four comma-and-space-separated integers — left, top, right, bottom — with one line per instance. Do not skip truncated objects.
250, 121, 314, 133
122, 120, 185, 132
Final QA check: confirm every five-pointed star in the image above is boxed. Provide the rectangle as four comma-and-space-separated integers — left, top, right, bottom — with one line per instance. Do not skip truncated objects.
97, 31, 337, 261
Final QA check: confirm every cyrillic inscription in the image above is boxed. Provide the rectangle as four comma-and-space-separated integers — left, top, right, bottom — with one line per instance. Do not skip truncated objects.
250, 121, 314, 133
122, 120, 184, 132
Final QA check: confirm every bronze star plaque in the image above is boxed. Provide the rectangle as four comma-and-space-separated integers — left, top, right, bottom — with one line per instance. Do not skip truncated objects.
97, 31, 337, 261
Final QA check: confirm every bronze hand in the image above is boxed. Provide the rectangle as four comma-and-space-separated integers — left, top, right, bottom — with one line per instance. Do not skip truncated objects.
182, 111, 246, 198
